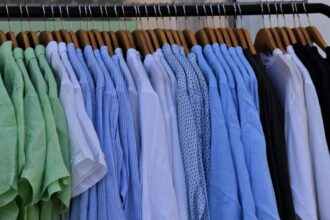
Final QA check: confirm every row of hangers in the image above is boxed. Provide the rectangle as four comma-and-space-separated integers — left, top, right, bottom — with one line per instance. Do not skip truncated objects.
0, 1, 327, 59
255, 0, 328, 54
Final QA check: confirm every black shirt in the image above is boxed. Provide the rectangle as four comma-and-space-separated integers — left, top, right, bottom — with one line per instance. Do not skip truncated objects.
293, 44, 330, 152
243, 49, 296, 220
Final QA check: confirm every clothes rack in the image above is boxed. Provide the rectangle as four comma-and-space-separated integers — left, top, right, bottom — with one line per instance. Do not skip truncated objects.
0, 2, 329, 19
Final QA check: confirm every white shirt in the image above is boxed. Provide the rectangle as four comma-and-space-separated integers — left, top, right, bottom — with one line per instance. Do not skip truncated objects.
126, 49, 180, 220
260, 49, 318, 220
47, 42, 107, 197
153, 51, 189, 220
287, 46, 330, 220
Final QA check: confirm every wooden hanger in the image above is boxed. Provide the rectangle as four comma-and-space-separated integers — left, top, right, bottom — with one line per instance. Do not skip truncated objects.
232, 3, 249, 49
143, 31, 155, 53
133, 30, 150, 58
255, 28, 277, 53
182, 5, 198, 49
306, 26, 328, 49
0, 31, 7, 46
70, 32, 80, 49
101, 31, 113, 55
114, 5, 131, 51
76, 29, 91, 49
155, 28, 168, 46
164, 29, 175, 45
126, 30, 136, 48
109, 31, 120, 49
92, 29, 105, 48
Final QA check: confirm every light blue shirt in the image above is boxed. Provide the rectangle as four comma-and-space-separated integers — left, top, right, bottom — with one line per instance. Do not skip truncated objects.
235, 47, 259, 112
228, 47, 280, 220
203, 44, 257, 220
163, 44, 208, 220
101, 46, 142, 220
191, 45, 241, 220
94, 48, 126, 220
114, 48, 140, 159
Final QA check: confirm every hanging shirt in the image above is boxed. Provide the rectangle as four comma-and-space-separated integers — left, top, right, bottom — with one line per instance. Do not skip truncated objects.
101, 45, 142, 220
260, 49, 318, 220
162, 43, 207, 220
155, 49, 177, 102
235, 47, 259, 111
243, 49, 296, 220
228, 46, 280, 220
114, 48, 140, 157
293, 45, 330, 152
95, 48, 126, 220
58, 43, 107, 196
203, 44, 257, 220
191, 45, 240, 220
46, 42, 101, 199
0, 43, 20, 220
76, 47, 96, 123
127, 48, 179, 220
186, 50, 211, 187
13, 47, 46, 206
24, 47, 70, 219
287, 46, 330, 220
67, 43, 93, 121
153, 49, 189, 220
172, 46, 210, 196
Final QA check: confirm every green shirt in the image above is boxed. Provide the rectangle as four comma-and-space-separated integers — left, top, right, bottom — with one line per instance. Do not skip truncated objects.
0, 42, 25, 177
13, 48, 46, 208
0, 44, 18, 219
24, 48, 70, 214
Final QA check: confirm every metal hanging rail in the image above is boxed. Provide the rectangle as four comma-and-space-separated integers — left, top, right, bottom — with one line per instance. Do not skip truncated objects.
0, 2, 328, 19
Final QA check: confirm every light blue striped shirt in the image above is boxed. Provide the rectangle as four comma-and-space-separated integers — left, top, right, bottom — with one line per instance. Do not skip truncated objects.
101, 46, 142, 220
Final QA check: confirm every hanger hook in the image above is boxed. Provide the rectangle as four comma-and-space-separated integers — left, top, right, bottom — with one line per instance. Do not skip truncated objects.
5, 4, 12, 32
136, 4, 143, 30
19, 4, 23, 32
203, 3, 210, 28
66, 5, 72, 31
291, 1, 296, 28
174, 4, 179, 30
237, 2, 245, 28
133, 4, 139, 30
294, 0, 302, 27
209, 4, 215, 29
222, 2, 229, 28
42, 5, 47, 31
100, 5, 105, 31
114, 4, 122, 30
84, 5, 90, 30
153, 4, 159, 29
122, 5, 128, 31
217, 4, 222, 28
158, 4, 165, 29
280, 1, 287, 27
166, 4, 173, 30
303, 2, 311, 26
260, 1, 266, 28
265, 0, 272, 27
77, 5, 82, 29
26, 5, 32, 32
51, 5, 56, 31
196, 5, 202, 29
88, 5, 95, 29
59, 5, 64, 30
144, 3, 151, 29
274, 0, 279, 26
233, 3, 238, 27
104, 4, 111, 31
183, 4, 189, 29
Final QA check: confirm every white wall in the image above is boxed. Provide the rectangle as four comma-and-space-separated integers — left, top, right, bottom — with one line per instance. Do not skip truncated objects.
236, 0, 330, 44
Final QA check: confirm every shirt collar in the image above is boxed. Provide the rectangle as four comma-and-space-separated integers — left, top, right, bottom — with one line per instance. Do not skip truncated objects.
45, 41, 58, 61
